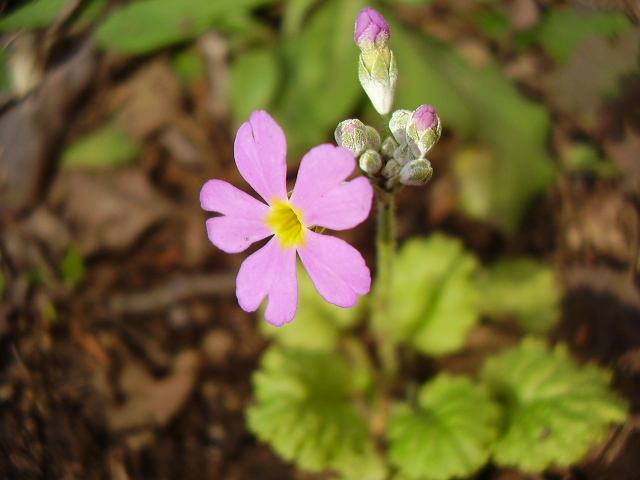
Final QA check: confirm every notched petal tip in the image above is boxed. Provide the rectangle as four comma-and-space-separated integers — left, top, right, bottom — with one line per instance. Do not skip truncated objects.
234, 110, 288, 203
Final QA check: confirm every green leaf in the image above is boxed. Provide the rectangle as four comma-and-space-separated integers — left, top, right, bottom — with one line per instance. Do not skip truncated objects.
95, 0, 279, 55
0, 0, 66, 31
482, 337, 628, 472
0, 0, 107, 32
0, 271, 5, 296
247, 346, 385, 478
387, 374, 501, 480
61, 244, 85, 287
382, 233, 480, 357
0, 48, 12, 92
62, 121, 139, 168
472, 11, 510, 42
561, 142, 618, 178
477, 258, 560, 334
260, 265, 365, 352
390, 18, 556, 233
537, 9, 632, 63
230, 48, 281, 123
269, 0, 367, 160
171, 48, 206, 86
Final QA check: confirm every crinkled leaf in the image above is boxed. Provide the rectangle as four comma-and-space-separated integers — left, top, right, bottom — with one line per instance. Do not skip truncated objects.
390, 18, 555, 234
96, 0, 279, 55
270, 0, 367, 160
247, 347, 384, 478
230, 48, 281, 123
477, 258, 560, 334
387, 374, 501, 480
482, 337, 628, 472
260, 265, 365, 351
537, 9, 632, 63
62, 122, 139, 169
381, 234, 480, 357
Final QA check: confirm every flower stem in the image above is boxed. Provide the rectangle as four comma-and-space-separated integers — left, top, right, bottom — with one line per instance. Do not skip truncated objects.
373, 188, 397, 378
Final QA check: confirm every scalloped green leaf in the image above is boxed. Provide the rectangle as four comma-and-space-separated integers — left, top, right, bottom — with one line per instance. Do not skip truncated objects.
247, 347, 385, 478
381, 233, 480, 356
477, 258, 560, 334
260, 265, 365, 351
482, 337, 628, 472
387, 374, 501, 480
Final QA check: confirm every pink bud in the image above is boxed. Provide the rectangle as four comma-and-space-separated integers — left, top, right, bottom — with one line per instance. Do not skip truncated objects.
354, 8, 390, 50
412, 105, 439, 132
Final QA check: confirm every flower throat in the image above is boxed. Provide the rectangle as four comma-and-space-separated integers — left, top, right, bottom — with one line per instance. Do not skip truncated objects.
266, 199, 306, 248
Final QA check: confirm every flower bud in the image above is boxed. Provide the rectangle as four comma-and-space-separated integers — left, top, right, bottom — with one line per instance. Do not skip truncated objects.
406, 105, 441, 157
399, 158, 433, 186
359, 149, 383, 176
389, 109, 411, 145
393, 143, 414, 166
381, 159, 401, 179
380, 136, 398, 158
355, 9, 397, 115
335, 119, 369, 157
365, 126, 381, 151
354, 8, 390, 51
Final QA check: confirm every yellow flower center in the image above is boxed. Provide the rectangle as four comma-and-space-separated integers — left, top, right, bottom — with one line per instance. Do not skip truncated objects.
265, 199, 306, 248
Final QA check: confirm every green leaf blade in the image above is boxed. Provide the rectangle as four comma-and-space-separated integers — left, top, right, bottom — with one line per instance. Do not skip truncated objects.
247, 347, 384, 478
477, 258, 561, 333
388, 374, 501, 480
384, 234, 480, 357
482, 337, 628, 472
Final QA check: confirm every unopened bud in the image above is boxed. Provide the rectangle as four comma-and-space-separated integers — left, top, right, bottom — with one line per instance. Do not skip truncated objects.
359, 149, 383, 176
365, 126, 381, 151
406, 105, 441, 157
389, 109, 411, 145
399, 158, 433, 186
354, 8, 390, 51
335, 119, 369, 157
381, 159, 401, 179
393, 143, 414, 166
381, 136, 398, 158
355, 9, 397, 115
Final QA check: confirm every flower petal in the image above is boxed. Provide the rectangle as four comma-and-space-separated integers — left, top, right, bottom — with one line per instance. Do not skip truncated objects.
200, 179, 272, 253
236, 237, 298, 326
234, 110, 288, 203
290, 144, 373, 230
298, 231, 371, 308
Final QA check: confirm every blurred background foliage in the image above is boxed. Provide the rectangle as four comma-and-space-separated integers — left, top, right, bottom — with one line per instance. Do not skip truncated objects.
0, 0, 638, 234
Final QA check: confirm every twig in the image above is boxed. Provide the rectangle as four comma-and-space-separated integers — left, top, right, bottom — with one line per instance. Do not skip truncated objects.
108, 273, 236, 316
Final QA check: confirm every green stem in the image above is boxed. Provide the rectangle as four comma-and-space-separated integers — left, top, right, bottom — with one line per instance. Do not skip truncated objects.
373, 188, 397, 378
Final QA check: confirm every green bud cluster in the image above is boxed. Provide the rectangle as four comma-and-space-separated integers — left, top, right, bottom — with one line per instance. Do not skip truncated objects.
337, 104, 441, 193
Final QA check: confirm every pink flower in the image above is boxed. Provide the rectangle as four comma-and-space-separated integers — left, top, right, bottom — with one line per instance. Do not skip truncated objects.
200, 111, 374, 326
